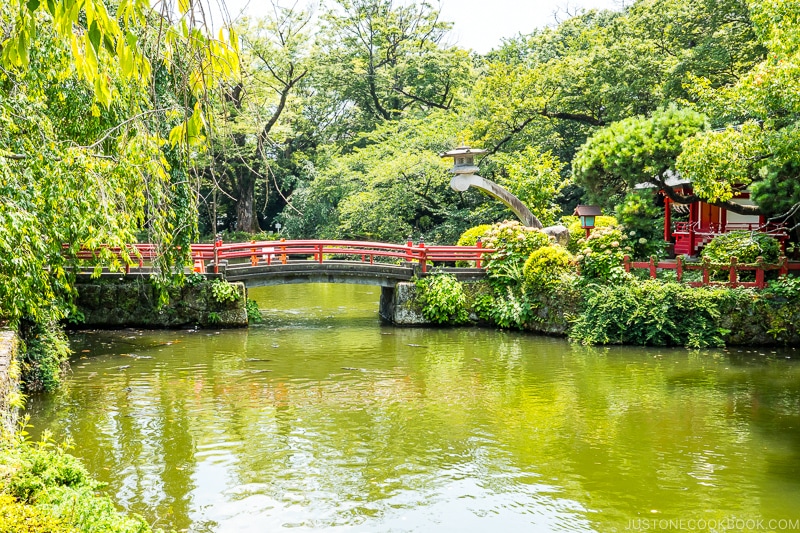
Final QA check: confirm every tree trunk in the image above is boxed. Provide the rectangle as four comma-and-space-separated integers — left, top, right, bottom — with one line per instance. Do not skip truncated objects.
235, 172, 260, 233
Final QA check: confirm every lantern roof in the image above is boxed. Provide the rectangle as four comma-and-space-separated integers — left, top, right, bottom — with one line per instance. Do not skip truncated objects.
573, 205, 602, 217
440, 146, 488, 158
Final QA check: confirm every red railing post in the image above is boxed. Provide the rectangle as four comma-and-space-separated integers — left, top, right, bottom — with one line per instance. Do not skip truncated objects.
319, 243, 324, 264
649, 256, 657, 279
755, 256, 765, 289
419, 239, 427, 273
280, 238, 287, 264
213, 235, 221, 274
406, 237, 413, 262
250, 240, 258, 266
729, 256, 738, 287
476, 237, 483, 268
623, 254, 631, 273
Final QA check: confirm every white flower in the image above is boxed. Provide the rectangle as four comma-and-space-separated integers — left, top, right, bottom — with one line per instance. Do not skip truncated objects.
638, 237, 648, 244
629, 230, 636, 236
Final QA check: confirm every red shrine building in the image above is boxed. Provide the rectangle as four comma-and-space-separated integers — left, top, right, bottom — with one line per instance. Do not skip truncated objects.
637, 175, 789, 257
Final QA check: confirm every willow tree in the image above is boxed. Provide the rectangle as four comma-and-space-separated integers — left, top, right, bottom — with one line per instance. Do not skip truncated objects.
0, 0, 239, 328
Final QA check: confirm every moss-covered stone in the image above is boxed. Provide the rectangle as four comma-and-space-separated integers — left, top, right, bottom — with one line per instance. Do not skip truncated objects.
73, 277, 247, 329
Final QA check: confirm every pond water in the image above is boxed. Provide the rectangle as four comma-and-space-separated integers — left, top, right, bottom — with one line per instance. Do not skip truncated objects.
26, 284, 800, 532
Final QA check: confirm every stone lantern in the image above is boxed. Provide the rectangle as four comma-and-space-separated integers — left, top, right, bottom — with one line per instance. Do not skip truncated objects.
440, 145, 542, 229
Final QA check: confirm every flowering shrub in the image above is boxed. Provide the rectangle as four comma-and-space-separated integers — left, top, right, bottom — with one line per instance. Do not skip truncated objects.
562, 215, 619, 253
482, 220, 552, 285
523, 245, 575, 290
575, 226, 630, 283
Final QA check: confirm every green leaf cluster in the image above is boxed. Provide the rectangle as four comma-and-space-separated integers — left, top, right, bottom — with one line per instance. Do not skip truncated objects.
415, 273, 469, 325
570, 280, 732, 348
701, 231, 781, 264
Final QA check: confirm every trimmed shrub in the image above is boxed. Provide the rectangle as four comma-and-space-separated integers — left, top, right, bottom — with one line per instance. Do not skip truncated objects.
523, 245, 574, 290
456, 224, 492, 267
456, 224, 492, 247
701, 230, 781, 264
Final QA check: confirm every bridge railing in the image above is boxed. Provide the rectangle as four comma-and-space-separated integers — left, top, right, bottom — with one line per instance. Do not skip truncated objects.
62, 240, 495, 274
212, 239, 495, 273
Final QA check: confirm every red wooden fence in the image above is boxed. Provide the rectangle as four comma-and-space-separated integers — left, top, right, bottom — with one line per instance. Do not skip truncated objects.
622, 255, 800, 289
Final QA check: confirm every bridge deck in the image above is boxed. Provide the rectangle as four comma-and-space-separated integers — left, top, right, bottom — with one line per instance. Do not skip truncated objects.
224, 261, 485, 287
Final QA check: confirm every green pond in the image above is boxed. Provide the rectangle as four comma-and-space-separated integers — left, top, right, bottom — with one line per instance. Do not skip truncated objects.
26, 284, 800, 532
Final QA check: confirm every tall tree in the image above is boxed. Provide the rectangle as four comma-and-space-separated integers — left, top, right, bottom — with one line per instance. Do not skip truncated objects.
315, 0, 471, 133
203, 2, 312, 233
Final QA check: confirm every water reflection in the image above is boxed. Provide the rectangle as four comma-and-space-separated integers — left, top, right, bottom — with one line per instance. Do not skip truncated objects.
26, 284, 800, 532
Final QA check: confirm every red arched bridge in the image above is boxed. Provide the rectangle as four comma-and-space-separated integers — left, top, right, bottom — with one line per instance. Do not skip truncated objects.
67, 239, 492, 287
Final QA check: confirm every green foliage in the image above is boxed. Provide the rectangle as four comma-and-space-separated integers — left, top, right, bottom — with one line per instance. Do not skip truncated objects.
615, 190, 666, 259
701, 231, 781, 264
455, 224, 492, 266
763, 275, 800, 301
570, 280, 732, 348
18, 322, 70, 393
246, 299, 263, 324
573, 106, 709, 206
0, 434, 157, 533
206, 312, 221, 325
415, 273, 470, 325
473, 286, 532, 330
210, 280, 241, 304
456, 225, 492, 247
522, 245, 575, 291
562, 215, 618, 253
482, 221, 552, 285
491, 147, 567, 227
574, 226, 630, 283
0, 494, 75, 533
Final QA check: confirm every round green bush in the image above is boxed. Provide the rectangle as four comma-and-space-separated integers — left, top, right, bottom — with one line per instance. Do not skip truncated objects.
701, 231, 781, 264
456, 224, 492, 267
456, 224, 492, 247
523, 245, 574, 290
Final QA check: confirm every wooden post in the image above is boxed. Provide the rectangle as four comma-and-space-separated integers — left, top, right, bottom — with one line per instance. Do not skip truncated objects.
250, 240, 258, 266
476, 237, 483, 269
702, 259, 710, 285
755, 256, 765, 289
729, 257, 738, 287
779, 256, 788, 276
623, 254, 631, 273
649, 256, 657, 279
676, 255, 683, 282
664, 196, 672, 242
